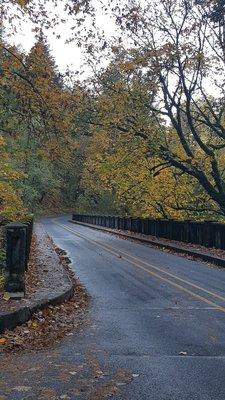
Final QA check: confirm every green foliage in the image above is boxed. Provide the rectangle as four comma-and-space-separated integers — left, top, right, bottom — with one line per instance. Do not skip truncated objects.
0, 36, 83, 218
1, 6, 225, 222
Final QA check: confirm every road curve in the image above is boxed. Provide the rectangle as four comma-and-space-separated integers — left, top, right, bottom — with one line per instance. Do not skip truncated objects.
2, 214, 225, 399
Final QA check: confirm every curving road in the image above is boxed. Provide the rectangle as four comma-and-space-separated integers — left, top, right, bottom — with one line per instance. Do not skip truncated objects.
2, 214, 225, 399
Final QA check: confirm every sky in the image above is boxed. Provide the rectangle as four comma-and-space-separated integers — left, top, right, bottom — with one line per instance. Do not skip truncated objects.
3, 0, 222, 97
4, 0, 114, 74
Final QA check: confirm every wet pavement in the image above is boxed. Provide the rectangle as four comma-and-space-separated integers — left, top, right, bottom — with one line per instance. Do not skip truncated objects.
1, 215, 225, 399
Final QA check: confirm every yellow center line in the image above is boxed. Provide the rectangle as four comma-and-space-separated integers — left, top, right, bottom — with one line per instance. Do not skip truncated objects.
52, 220, 225, 313
55, 220, 225, 303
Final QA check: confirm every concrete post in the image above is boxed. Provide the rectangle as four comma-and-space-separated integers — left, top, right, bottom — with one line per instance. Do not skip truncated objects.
5, 223, 27, 299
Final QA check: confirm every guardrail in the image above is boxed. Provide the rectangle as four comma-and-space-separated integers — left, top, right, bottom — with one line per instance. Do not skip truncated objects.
72, 214, 225, 250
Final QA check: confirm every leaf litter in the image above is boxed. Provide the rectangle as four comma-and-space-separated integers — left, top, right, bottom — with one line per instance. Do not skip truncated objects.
0, 236, 89, 353
0, 230, 135, 399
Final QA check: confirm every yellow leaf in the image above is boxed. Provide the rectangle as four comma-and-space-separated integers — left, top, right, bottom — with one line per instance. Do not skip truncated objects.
0, 338, 6, 345
3, 293, 10, 301
15, 0, 29, 6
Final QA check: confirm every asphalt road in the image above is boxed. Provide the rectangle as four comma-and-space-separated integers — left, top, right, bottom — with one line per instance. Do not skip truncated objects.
2, 214, 225, 399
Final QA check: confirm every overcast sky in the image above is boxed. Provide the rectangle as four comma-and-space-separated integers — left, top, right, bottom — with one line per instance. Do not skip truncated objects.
3, 0, 222, 97
4, 0, 114, 73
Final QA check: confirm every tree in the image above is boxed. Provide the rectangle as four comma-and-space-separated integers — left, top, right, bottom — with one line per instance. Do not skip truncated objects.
2, 0, 225, 220
0, 135, 25, 219
74, 58, 210, 219
0, 35, 82, 214
106, 0, 225, 216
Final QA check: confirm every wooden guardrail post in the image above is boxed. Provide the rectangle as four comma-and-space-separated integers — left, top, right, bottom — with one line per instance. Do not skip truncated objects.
5, 223, 27, 299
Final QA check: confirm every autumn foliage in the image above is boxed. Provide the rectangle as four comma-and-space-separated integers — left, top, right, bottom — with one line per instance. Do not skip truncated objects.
1, 0, 225, 221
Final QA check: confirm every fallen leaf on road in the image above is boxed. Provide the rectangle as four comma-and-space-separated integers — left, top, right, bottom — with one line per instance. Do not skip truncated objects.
3, 293, 10, 301
0, 338, 6, 345
38, 388, 57, 399
13, 386, 32, 392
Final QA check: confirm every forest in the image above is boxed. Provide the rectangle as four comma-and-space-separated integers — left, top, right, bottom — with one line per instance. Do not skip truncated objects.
1, 0, 225, 222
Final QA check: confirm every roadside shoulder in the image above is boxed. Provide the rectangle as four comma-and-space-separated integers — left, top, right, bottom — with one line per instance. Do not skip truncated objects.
0, 222, 73, 333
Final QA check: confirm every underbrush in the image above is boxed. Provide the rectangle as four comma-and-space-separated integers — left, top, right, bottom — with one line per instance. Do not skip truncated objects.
0, 241, 6, 290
